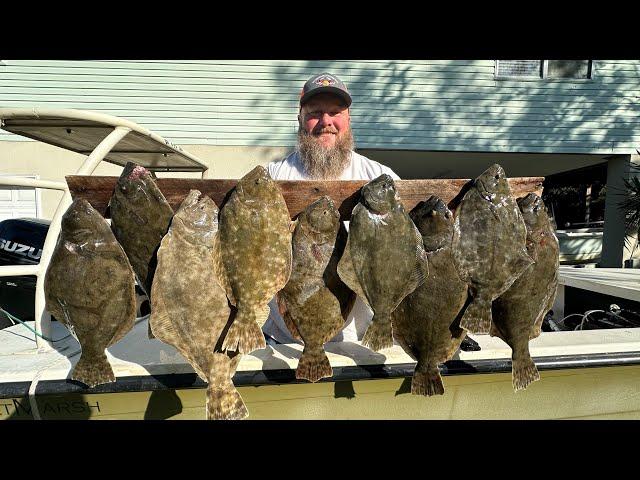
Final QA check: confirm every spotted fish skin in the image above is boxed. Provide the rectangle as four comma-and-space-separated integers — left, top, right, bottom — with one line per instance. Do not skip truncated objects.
392, 196, 468, 396
216, 165, 293, 354
109, 162, 174, 297
109, 162, 174, 339
44, 199, 136, 388
277, 196, 349, 382
337, 174, 429, 352
491, 193, 560, 391
150, 190, 247, 420
452, 164, 534, 335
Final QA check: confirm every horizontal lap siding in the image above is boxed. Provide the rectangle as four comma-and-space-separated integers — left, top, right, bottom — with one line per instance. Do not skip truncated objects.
1, 60, 639, 153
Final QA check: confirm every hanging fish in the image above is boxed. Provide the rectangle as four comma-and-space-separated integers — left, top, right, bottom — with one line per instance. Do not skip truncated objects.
452, 164, 533, 334
337, 174, 429, 352
215, 166, 293, 354
44, 199, 136, 387
392, 196, 469, 396
491, 193, 560, 391
277, 196, 353, 382
109, 162, 174, 340
151, 190, 247, 419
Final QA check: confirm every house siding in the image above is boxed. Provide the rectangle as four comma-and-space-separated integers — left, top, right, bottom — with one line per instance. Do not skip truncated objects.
1, 60, 639, 154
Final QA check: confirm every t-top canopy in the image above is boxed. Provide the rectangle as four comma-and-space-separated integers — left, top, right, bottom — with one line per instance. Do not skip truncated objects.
0, 108, 208, 173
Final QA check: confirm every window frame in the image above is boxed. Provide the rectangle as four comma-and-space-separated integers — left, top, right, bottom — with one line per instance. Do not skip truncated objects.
494, 60, 594, 82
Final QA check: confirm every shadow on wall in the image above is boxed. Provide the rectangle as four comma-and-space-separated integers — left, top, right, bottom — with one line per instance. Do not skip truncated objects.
249, 60, 639, 180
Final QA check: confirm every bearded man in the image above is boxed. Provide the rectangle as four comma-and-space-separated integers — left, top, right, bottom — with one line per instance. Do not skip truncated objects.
263, 72, 400, 346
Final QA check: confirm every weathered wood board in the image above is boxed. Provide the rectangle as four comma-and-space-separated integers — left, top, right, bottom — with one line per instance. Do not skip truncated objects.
66, 176, 544, 221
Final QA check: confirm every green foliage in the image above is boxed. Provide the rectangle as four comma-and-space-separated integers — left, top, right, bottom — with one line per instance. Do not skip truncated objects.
618, 158, 640, 254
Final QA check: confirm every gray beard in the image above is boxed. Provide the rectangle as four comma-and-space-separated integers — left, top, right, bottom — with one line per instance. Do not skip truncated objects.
297, 127, 355, 179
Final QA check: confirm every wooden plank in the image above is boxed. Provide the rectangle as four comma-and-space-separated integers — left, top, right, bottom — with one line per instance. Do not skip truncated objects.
66, 176, 544, 221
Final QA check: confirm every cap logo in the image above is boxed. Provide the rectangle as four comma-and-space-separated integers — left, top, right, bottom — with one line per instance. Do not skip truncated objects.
314, 74, 337, 87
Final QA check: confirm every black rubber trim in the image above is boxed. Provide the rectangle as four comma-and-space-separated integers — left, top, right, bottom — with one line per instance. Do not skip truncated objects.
0, 381, 31, 398
2, 350, 640, 398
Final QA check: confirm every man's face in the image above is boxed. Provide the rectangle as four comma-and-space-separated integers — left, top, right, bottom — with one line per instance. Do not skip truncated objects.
299, 94, 351, 149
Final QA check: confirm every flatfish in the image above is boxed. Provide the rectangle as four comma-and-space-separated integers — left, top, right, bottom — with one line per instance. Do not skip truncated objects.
277, 196, 352, 382
392, 196, 469, 396
109, 161, 174, 339
452, 164, 533, 334
150, 190, 247, 420
216, 165, 293, 354
337, 174, 429, 352
491, 193, 560, 391
44, 199, 136, 387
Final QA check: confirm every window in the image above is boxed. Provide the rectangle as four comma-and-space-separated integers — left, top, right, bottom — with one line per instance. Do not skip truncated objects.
496, 60, 593, 79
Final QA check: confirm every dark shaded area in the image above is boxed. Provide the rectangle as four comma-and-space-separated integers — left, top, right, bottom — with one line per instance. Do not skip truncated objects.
334, 380, 356, 399
564, 286, 640, 319
460, 336, 481, 352
144, 390, 183, 420
3, 349, 640, 415
394, 377, 412, 396
542, 162, 607, 229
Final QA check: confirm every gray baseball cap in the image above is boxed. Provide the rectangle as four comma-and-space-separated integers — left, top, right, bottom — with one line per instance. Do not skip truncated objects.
299, 72, 352, 107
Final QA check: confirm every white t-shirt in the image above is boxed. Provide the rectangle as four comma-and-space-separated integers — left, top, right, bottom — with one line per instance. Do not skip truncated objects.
263, 150, 400, 344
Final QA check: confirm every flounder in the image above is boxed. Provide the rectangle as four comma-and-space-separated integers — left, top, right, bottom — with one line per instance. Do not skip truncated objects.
277, 196, 353, 382
491, 193, 560, 391
44, 199, 136, 387
150, 190, 247, 419
337, 174, 429, 352
452, 164, 533, 334
109, 162, 174, 338
392, 196, 469, 396
216, 165, 293, 354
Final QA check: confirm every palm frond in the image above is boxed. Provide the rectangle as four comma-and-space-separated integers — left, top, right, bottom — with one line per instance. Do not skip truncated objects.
620, 175, 640, 232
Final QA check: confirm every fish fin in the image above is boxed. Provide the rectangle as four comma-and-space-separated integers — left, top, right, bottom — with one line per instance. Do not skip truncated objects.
149, 285, 180, 345
149, 292, 208, 380
489, 321, 504, 340
459, 295, 492, 334
402, 224, 430, 302
513, 250, 535, 278
276, 293, 303, 341
221, 308, 267, 354
531, 288, 557, 340
206, 353, 248, 420
71, 351, 115, 388
296, 346, 332, 383
361, 313, 394, 352
512, 355, 540, 392
337, 235, 371, 309
256, 303, 271, 329
289, 219, 298, 233
212, 239, 236, 306
411, 363, 445, 396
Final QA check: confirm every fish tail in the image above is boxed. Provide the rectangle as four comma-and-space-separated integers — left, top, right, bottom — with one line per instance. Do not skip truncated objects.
206, 353, 248, 420
71, 351, 116, 388
411, 362, 445, 396
296, 346, 332, 383
206, 385, 248, 420
221, 309, 266, 354
147, 322, 156, 340
361, 314, 394, 352
459, 298, 492, 334
512, 355, 540, 392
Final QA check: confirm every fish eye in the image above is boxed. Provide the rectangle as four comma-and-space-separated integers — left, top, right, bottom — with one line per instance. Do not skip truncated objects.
494, 174, 500, 180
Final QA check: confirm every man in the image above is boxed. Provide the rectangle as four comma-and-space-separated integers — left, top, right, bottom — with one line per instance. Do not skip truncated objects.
263, 72, 400, 345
